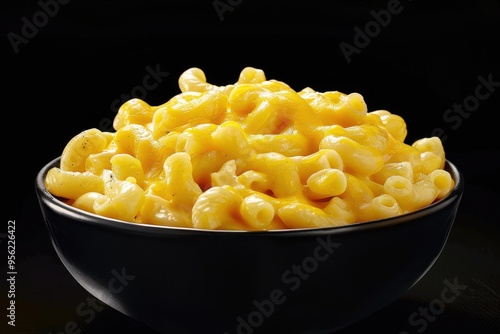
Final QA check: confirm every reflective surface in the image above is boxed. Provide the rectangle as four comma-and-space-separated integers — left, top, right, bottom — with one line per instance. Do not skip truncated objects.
35, 156, 464, 334
4, 0, 500, 333
7, 151, 499, 334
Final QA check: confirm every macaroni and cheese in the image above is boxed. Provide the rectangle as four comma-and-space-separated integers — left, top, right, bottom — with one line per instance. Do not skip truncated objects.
44, 67, 455, 230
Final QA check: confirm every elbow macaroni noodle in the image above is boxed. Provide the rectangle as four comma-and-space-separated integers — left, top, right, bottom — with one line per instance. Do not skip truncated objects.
44, 67, 455, 230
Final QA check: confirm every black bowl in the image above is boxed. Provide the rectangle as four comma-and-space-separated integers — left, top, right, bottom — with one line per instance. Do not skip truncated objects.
36, 156, 464, 334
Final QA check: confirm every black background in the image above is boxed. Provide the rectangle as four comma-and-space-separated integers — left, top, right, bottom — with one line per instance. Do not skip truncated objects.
2, 0, 500, 333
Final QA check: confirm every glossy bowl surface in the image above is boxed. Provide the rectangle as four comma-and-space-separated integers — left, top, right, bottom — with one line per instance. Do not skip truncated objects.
36, 156, 464, 334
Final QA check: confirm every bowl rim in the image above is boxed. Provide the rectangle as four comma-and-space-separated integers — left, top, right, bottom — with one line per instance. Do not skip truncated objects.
35, 156, 464, 236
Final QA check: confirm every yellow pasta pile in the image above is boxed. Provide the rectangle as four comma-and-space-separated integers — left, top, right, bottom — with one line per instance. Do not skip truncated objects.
44, 67, 455, 230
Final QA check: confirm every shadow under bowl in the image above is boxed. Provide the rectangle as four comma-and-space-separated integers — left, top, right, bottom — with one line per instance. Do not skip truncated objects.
35, 156, 464, 334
